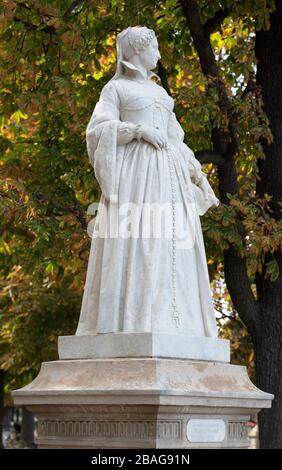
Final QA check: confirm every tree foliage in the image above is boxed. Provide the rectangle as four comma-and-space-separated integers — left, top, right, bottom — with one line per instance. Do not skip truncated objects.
1, 0, 281, 396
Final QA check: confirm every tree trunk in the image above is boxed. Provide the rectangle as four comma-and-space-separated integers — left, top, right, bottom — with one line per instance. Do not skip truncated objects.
21, 407, 35, 447
254, 0, 282, 448
254, 322, 282, 448
0, 370, 4, 449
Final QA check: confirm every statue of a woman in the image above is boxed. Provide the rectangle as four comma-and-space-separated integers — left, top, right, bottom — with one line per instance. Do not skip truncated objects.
76, 26, 220, 338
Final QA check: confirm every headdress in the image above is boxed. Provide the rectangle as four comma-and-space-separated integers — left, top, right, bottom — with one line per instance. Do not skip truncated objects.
110, 26, 156, 80
127, 27, 155, 57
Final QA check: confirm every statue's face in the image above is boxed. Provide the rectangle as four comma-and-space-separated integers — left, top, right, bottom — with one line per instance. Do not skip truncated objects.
138, 36, 161, 70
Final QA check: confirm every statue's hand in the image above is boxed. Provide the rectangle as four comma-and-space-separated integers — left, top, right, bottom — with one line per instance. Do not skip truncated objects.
138, 125, 166, 150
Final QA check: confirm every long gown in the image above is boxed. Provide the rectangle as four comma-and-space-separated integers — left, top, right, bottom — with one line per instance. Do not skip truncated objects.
75, 62, 220, 338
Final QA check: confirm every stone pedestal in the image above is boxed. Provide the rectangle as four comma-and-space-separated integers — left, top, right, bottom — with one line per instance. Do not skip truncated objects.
12, 333, 273, 449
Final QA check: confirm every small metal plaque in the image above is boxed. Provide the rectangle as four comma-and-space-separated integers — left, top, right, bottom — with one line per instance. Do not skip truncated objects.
187, 419, 226, 443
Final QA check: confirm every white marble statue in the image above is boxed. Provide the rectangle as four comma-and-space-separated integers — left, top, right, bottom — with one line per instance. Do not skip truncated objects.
75, 26, 220, 338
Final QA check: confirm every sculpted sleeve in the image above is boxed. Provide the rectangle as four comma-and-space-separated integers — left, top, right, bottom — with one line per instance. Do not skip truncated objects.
86, 81, 138, 203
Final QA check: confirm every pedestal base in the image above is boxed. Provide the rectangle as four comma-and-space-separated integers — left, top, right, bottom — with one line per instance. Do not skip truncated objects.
12, 357, 273, 449
58, 332, 230, 362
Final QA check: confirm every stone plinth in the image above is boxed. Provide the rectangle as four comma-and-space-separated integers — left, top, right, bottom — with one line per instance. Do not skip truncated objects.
58, 333, 230, 362
12, 337, 274, 448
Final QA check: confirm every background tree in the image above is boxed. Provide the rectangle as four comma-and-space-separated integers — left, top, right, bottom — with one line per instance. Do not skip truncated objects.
0, 0, 281, 448
178, 0, 282, 449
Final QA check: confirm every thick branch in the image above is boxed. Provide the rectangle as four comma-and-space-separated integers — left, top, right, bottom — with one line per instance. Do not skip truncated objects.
195, 150, 226, 166
179, 0, 239, 155
204, 7, 230, 36
14, 16, 56, 34
240, 74, 258, 99
14, 0, 86, 34
34, 192, 87, 230
16, 2, 32, 11
224, 246, 260, 336
157, 61, 172, 96
62, 0, 86, 20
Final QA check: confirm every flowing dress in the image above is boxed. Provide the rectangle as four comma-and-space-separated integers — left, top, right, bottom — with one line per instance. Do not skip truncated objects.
75, 69, 220, 338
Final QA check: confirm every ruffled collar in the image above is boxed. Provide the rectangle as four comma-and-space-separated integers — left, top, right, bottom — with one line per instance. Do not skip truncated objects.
120, 60, 160, 82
